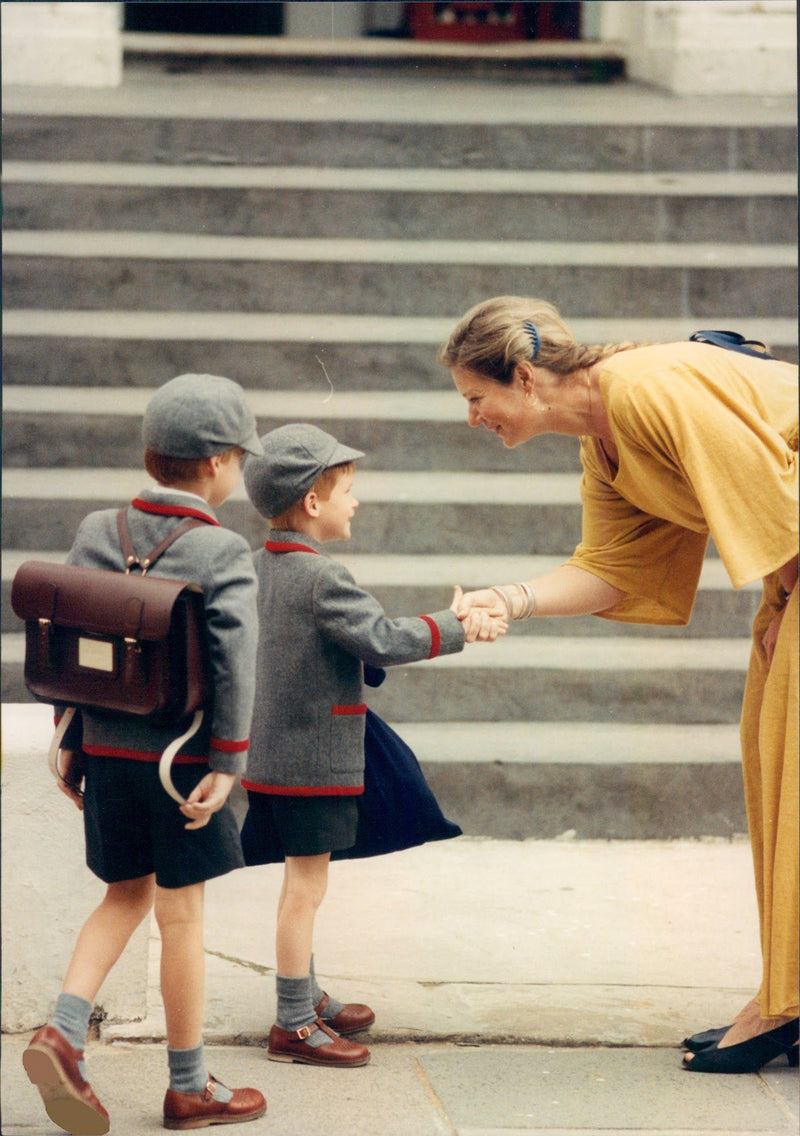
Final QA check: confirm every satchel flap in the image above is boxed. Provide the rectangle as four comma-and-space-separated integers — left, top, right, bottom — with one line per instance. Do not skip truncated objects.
11, 560, 202, 641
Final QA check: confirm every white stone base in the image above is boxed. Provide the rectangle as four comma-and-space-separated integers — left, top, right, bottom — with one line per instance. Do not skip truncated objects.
1, 704, 147, 1033
1, 2, 122, 88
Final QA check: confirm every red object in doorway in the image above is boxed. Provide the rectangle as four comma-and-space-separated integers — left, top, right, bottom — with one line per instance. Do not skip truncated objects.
407, 3, 526, 43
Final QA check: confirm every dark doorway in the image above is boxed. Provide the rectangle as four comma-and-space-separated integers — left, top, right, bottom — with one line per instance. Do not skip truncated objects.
524, 2, 581, 40
124, 3, 284, 36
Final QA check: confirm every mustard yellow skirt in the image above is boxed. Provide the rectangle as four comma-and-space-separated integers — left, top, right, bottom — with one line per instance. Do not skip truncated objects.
740, 576, 799, 1018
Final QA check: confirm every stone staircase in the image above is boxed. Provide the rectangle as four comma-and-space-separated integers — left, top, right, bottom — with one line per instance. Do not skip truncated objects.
2, 64, 797, 838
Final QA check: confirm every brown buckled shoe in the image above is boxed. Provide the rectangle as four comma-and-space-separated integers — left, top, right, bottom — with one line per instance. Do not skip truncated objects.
163, 1076, 266, 1130
315, 993, 375, 1035
23, 1025, 110, 1136
268, 1019, 370, 1067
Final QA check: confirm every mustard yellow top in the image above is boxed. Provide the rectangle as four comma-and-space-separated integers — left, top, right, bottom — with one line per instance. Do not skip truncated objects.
566, 341, 799, 625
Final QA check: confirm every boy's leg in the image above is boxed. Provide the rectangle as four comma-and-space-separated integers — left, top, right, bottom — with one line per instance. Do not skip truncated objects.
276, 853, 330, 977
269, 855, 369, 1067
63, 875, 157, 1002
24, 875, 155, 1136
156, 882, 267, 1128
155, 881, 206, 1051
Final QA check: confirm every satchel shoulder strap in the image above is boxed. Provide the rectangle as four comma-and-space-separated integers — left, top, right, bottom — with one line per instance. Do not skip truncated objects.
116, 508, 206, 576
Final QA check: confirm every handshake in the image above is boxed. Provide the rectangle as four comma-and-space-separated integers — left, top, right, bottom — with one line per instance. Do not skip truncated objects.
450, 584, 509, 642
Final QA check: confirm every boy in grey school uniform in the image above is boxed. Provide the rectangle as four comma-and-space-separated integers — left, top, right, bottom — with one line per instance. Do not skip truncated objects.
241, 424, 506, 1070
23, 375, 267, 1134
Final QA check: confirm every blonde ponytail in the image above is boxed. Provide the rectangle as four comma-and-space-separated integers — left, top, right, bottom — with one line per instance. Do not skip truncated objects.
440, 296, 640, 384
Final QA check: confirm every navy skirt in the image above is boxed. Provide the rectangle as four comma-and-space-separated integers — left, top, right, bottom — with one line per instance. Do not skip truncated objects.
241, 708, 461, 865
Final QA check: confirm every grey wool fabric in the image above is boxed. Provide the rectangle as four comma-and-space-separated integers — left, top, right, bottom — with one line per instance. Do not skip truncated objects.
61, 488, 258, 775
243, 531, 465, 796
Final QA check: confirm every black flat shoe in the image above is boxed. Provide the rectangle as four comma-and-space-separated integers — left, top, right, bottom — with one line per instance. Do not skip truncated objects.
683, 1018, 799, 1074
682, 1025, 730, 1053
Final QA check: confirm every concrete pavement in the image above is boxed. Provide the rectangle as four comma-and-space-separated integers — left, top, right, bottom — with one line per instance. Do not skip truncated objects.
3, 836, 798, 1135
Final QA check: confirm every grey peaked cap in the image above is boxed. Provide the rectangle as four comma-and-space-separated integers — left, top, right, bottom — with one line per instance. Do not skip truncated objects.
142, 373, 263, 459
244, 423, 364, 518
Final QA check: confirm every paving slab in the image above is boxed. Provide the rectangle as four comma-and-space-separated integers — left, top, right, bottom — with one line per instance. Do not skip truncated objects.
419, 1045, 799, 1134
2, 1036, 797, 1136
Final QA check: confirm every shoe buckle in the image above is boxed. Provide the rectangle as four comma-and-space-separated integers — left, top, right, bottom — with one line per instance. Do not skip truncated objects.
296, 1025, 313, 1040
205, 1079, 217, 1098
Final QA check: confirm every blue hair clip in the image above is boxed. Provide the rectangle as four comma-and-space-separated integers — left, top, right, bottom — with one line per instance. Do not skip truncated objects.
523, 321, 540, 359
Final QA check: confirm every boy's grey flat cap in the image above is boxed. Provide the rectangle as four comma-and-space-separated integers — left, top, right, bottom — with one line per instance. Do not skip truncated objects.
142, 373, 263, 459
245, 423, 364, 518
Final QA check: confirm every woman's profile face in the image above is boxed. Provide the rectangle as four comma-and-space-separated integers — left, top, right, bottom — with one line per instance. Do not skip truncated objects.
451, 365, 531, 448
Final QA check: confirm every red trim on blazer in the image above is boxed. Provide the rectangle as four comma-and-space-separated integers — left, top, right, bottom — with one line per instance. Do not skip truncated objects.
83, 744, 208, 763
265, 540, 320, 554
419, 614, 441, 659
131, 498, 220, 526
332, 704, 367, 716
210, 736, 250, 753
241, 779, 364, 797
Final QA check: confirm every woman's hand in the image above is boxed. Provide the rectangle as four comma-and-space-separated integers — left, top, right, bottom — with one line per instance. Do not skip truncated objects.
56, 749, 86, 810
453, 586, 509, 620
451, 586, 508, 641
180, 771, 236, 830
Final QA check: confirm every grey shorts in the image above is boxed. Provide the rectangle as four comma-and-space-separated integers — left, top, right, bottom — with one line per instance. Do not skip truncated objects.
82, 755, 244, 889
241, 792, 359, 862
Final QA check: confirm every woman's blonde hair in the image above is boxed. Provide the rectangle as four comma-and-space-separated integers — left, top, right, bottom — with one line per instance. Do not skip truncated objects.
439, 296, 638, 384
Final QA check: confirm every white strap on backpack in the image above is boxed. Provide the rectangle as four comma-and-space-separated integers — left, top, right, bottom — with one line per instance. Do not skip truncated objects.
158, 709, 205, 804
48, 707, 78, 788
48, 704, 205, 805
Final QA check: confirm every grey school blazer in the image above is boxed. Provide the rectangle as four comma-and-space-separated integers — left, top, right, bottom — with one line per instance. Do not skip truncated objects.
59, 488, 258, 776
243, 531, 465, 796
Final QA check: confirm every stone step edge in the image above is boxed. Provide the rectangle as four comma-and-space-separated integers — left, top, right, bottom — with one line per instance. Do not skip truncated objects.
122, 31, 626, 65
5, 311, 795, 346
1, 551, 751, 593
385, 721, 743, 765
0, 633, 752, 672
0, 468, 584, 505
5, 75, 795, 128
5, 230, 796, 266
0, 701, 741, 766
1, 385, 483, 421
5, 160, 795, 196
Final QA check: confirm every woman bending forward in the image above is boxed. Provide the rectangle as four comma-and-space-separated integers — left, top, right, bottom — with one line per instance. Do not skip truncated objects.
443, 296, 798, 1075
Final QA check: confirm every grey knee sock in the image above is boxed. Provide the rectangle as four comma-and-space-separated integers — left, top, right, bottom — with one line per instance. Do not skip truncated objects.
276, 974, 331, 1049
310, 955, 344, 1020
50, 993, 92, 1080
50, 993, 92, 1052
168, 1043, 234, 1103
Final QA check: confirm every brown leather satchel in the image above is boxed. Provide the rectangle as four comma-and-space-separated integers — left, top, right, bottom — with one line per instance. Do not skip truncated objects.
11, 511, 211, 803
12, 511, 209, 722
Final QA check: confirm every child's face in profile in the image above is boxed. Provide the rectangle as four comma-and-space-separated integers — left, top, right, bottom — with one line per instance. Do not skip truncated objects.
316, 469, 359, 543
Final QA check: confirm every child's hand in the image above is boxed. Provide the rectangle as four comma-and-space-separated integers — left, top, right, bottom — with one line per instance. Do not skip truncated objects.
56, 749, 85, 811
180, 771, 236, 830
461, 608, 508, 642
452, 585, 508, 642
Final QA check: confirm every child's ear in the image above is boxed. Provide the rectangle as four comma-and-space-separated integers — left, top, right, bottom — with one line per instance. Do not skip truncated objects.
206, 454, 223, 476
303, 490, 320, 518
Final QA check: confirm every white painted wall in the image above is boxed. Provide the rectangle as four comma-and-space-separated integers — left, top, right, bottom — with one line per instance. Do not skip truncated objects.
1, 705, 148, 1032
1, 2, 122, 88
600, 0, 797, 95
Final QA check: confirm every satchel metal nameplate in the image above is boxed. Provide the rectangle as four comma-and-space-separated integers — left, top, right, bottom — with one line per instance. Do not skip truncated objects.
79, 636, 114, 673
